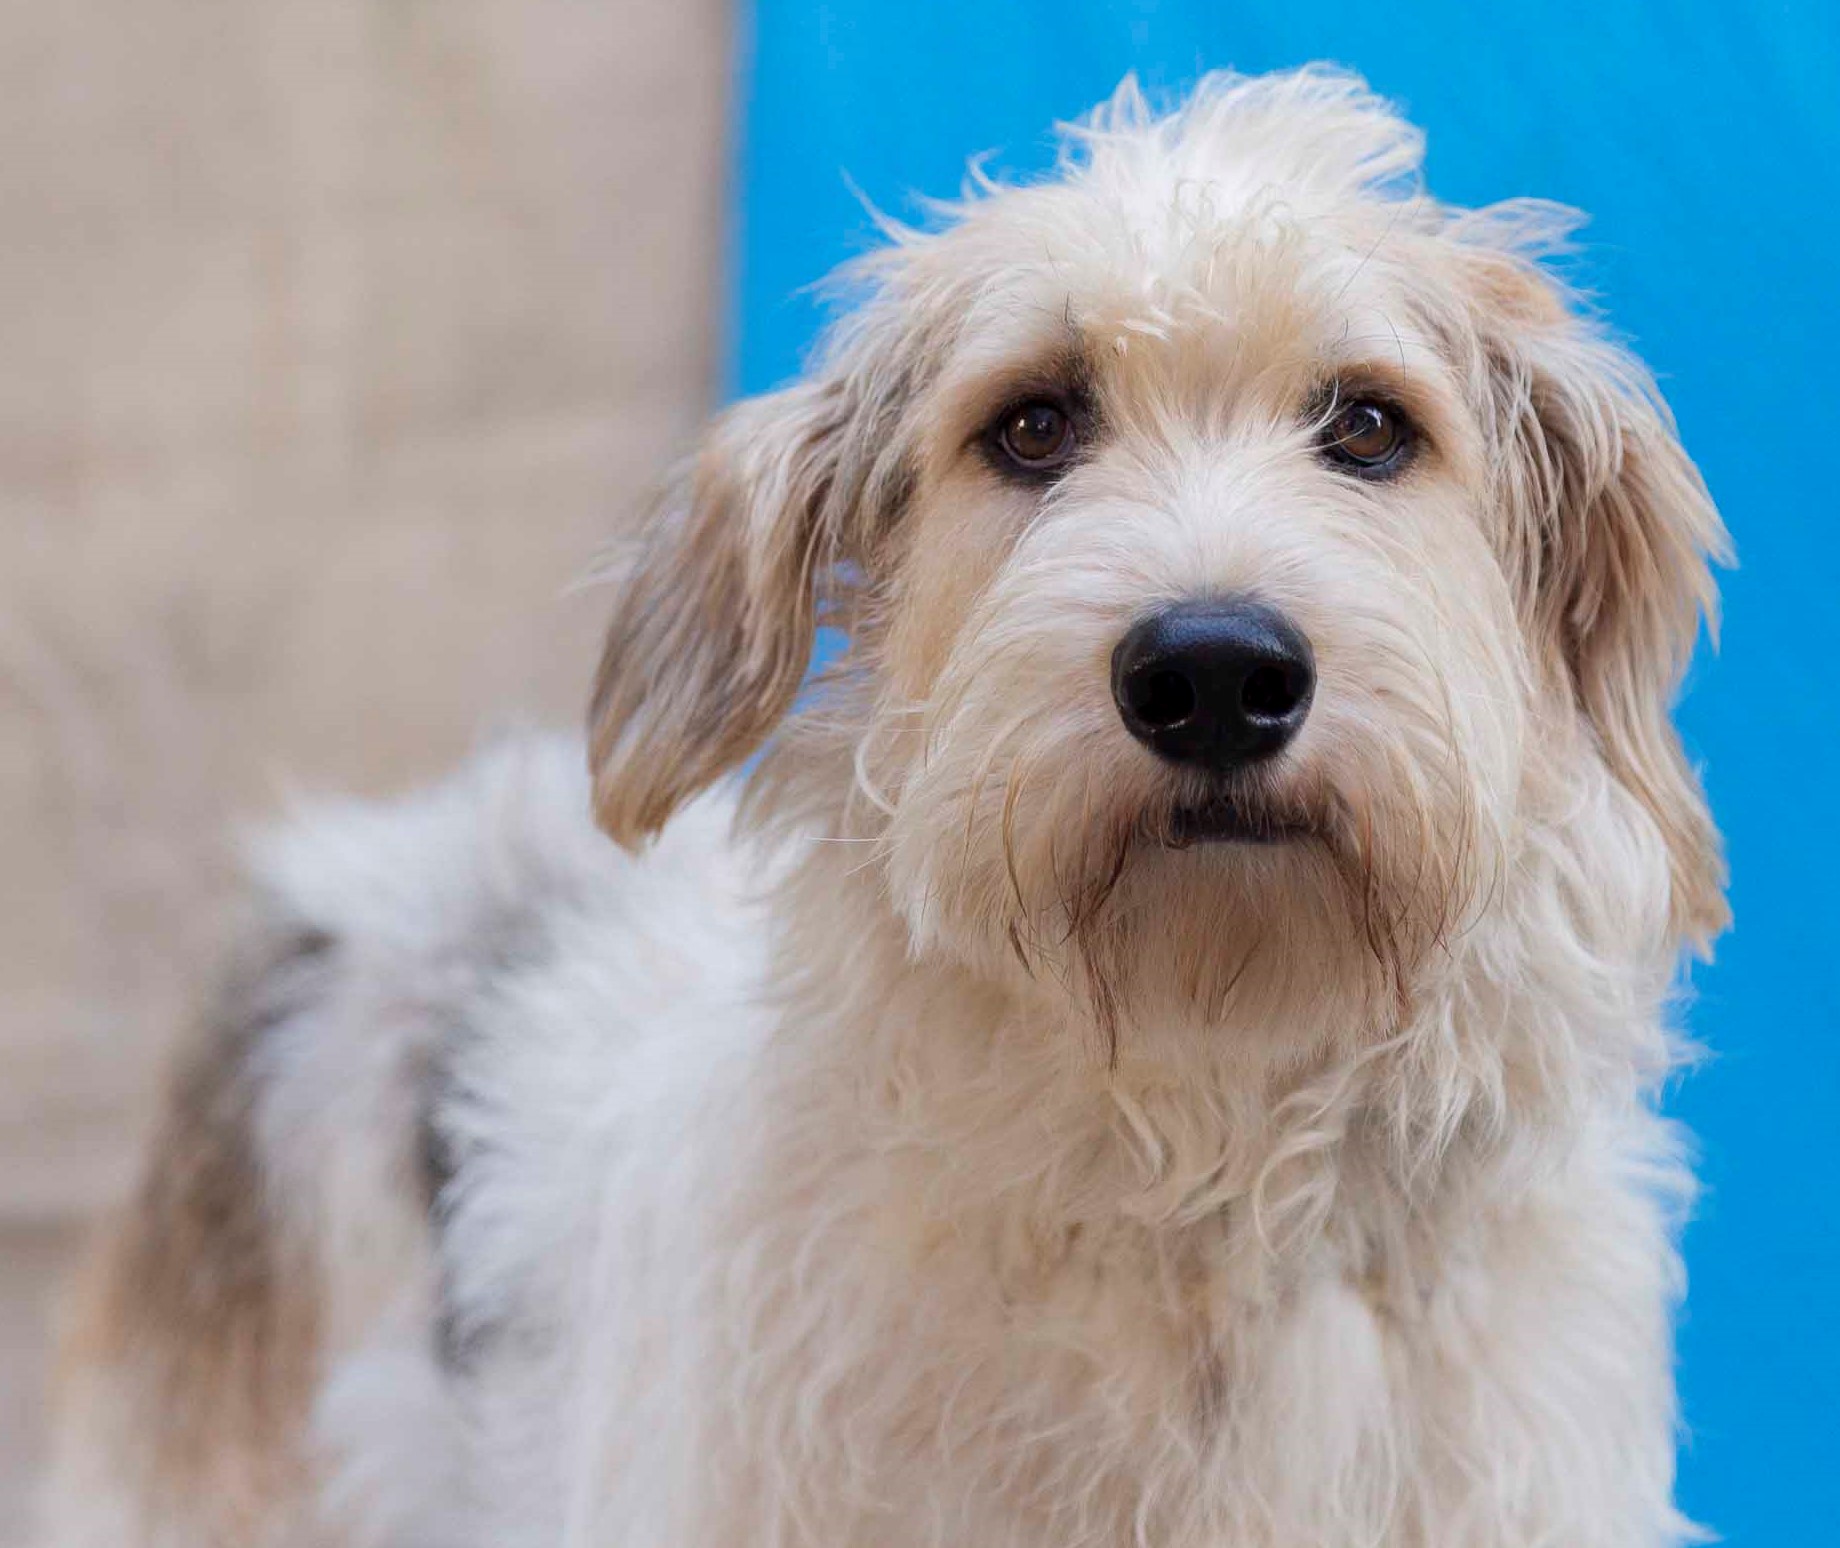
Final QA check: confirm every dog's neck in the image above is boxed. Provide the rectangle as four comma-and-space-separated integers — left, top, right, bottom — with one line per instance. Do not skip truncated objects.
753, 840, 1510, 1268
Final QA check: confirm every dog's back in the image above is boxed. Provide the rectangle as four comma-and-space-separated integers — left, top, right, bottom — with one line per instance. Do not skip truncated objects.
41, 735, 759, 1546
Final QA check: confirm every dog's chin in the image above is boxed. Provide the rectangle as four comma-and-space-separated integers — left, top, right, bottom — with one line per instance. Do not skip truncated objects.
1059, 790, 1392, 1040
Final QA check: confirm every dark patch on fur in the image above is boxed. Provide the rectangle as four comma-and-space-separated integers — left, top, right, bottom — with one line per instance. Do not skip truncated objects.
61, 911, 336, 1531
418, 902, 568, 1376
417, 1048, 460, 1219
227, 920, 336, 1042
874, 450, 921, 533
419, 1047, 481, 1374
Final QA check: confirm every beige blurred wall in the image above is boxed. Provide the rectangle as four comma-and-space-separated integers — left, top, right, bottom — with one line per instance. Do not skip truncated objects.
0, 0, 732, 1534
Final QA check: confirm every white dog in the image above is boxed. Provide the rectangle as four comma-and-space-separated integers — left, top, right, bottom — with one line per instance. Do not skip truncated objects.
46, 69, 1728, 1548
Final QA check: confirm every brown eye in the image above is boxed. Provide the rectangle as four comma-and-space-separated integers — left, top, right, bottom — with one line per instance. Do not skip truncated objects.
996, 399, 1075, 472
1321, 398, 1410, 474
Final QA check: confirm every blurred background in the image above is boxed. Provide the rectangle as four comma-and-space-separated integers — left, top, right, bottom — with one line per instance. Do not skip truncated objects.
0, 1, 1833, 1540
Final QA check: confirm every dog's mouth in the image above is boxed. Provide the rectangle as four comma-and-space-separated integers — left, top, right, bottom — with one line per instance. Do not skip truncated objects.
1157, 794, 1314, 849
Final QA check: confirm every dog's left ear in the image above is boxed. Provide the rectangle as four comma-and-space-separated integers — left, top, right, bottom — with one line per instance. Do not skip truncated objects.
1467, 251, 1732, 951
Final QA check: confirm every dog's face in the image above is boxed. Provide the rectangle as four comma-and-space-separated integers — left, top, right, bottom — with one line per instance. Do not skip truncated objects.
589, 72, 1726, 1040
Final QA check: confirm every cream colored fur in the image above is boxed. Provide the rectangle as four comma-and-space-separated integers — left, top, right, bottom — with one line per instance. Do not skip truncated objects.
45, 69, 1727, 1548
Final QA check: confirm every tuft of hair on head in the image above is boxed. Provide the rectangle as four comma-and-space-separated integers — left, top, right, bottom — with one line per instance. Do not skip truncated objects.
1064, 66, 1427, 210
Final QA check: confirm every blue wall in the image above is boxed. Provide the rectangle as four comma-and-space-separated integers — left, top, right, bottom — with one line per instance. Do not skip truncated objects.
733, 4, 1840, 1536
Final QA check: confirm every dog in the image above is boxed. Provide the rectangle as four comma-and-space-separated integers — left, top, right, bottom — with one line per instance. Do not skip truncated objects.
44, 68, 1728, 1547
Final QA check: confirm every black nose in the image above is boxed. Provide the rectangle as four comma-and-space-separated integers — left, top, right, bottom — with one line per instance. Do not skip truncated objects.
1111, 600, 1315, 771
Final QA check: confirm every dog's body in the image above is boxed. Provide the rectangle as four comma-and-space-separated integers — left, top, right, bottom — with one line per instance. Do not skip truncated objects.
46, 72, 1726, 1547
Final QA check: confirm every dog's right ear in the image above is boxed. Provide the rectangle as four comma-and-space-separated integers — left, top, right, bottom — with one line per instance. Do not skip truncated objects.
587, 382, 855, 847
588, 286, 937, 847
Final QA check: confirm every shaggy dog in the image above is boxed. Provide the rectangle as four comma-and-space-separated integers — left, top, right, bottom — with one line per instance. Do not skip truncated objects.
45, 69, 1728, 1548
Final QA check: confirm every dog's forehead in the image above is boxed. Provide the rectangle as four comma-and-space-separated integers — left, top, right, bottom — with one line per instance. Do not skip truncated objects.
929, 170, 1451, 401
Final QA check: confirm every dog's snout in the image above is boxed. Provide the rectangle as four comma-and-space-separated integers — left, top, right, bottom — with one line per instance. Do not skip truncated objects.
1111, 600, 1315, 771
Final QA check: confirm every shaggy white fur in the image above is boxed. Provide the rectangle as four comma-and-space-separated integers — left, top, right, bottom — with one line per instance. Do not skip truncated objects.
45, 69, 1726, 1548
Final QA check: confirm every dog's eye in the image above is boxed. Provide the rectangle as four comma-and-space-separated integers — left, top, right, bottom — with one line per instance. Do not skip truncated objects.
1319, 399, 1411, 475
995, 399, 1076, 472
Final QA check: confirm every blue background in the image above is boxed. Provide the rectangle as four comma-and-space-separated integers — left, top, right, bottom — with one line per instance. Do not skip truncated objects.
730, 4, 1840, 1537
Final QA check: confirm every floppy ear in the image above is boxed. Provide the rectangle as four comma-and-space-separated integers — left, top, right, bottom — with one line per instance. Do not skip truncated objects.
587, 383, 849, 846
588, 310, 928, 847
1469, 254, 1732, 951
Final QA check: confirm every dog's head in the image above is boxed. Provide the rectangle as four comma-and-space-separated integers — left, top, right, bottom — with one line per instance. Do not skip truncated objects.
588, 70, 1727, 1038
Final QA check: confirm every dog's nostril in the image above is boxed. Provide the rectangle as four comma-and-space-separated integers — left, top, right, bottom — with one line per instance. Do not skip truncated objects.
1130, 669, 1197, 730
1239, 665, 1300, 719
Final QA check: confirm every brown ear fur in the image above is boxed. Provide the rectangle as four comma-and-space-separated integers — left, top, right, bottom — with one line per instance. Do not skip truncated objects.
589, 384, 847, 845
588, 296, 931, 845
1470, 248, 1731, 951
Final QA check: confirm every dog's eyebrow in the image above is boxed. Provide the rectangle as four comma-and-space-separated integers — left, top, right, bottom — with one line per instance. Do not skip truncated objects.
1307, 351, 1440, 413
954, 341, 1100, 442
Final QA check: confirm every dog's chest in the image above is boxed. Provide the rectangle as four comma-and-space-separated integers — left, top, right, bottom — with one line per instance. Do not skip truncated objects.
702, 1138, 1426, 1547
